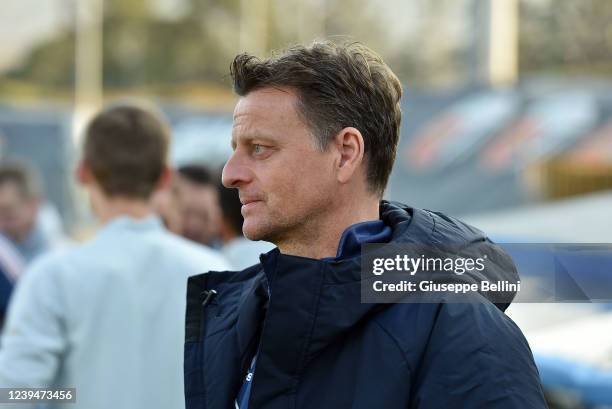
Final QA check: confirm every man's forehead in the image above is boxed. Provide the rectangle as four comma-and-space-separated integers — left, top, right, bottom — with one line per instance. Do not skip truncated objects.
233, 87, 298, 119
231, 87, 301, 143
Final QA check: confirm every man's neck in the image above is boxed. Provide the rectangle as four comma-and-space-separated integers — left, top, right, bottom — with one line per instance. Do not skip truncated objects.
276, 199, 380, 259
90, 189, 153, 225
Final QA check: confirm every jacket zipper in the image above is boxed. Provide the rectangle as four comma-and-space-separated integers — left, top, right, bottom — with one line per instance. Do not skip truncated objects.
199, 288, 217, 408
199, 289, 217, 341
201, 289, 217, 308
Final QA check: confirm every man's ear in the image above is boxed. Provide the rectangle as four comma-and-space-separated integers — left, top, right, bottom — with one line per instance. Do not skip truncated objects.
156, 166, 172, 190
334, 127, 365, 184
76, 160, 91, 185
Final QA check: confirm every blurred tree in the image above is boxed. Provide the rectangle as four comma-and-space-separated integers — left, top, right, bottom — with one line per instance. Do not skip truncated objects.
7, 0, 612, 95
103, 0, 150, 87
0, 0, 437, 92
6, 31, 76, 88
4, 0, 243, 91
520, 0, 612, 74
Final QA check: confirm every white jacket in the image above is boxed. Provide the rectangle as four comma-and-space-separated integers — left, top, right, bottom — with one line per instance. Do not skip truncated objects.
0, 216, 230, 409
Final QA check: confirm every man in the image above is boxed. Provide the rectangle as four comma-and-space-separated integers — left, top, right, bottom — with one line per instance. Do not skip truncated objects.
0, 105, 229, 409
184, 41, 548, 408
217, 182, 274, 270
173, 165, 222, 247
0, 233, 24, 328
0, 162, 57, 263
152, 178, 183, 234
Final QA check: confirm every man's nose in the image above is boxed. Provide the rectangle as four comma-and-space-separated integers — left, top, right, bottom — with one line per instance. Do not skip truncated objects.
222, 152, 251, 188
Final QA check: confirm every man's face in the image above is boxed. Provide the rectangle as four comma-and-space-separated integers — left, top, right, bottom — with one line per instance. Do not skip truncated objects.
173, 177, 221, 246
151, 187, 182, 235
0, 182, 38, 243
222, 87, 337, 243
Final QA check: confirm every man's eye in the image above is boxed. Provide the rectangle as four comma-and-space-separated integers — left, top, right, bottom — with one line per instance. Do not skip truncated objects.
253, 144, 265, 154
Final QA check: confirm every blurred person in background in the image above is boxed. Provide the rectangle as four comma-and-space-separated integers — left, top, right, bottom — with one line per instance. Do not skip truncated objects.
0, 104, 229, 409
151, 175, 183, 234
217, 182, 274, 270
173, 164, 222, 248
0, 161, 63, 263
0, 233, 24, 329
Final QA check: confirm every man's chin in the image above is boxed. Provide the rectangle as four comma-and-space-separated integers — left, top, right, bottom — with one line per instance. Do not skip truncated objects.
242, 220, 275, 243
242, 228, 267, 242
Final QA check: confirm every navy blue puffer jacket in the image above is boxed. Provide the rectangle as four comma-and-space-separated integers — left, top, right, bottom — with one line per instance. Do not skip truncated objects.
184, 202, 548, 409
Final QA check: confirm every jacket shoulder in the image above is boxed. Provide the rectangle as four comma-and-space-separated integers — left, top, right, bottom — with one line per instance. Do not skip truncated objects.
381, 201, 488, 244
375, 300, 525, 346
371, 301, 536, 380
187, 261, 262, 289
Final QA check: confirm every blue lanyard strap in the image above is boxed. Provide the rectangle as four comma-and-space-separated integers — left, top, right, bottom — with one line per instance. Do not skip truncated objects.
235, 355, 257, 409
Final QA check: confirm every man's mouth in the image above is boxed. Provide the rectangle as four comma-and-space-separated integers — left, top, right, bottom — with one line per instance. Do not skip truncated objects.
240, 198, 261, 205
240, 198, 263, 212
